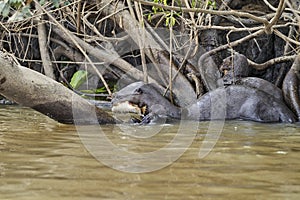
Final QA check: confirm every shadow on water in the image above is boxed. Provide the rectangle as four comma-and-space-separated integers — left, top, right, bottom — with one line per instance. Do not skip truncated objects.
1, 105, 300, 199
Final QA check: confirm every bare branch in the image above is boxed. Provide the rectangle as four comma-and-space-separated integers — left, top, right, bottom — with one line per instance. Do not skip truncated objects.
198, 29, 265, 91
248, 55, 296, 70
264, 0, 286, 34
132, 0, 270, 25
33, 0, 112, 96
36, 6, 55, 79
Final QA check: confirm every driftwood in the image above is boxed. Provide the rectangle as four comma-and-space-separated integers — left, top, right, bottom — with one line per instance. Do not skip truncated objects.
0, 52, 115, 124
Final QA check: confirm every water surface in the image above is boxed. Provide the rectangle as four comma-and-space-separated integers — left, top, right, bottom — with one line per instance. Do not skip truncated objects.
1, 105, 300, 199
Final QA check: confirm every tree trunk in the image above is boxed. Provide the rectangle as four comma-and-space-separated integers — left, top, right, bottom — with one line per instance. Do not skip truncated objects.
0, 52, 115, 124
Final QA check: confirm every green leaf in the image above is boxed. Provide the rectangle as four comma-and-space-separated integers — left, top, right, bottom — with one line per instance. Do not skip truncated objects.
165, 17, 169, 26
70, 70, 88, 89
52, 0, 60, 8
147, 13, 152, 21
170, 17, 176, 26
0, 2, 6, 14
8, 10, 23, 22
63, 1, 70, 6
80, 87, 107, 94
2, 4, 10, 17
21, 6, 31, 17
10, 0, 22, 4
208, 0, 217, 9
152, 6, 157, 14
79, 89, 94, 94
39, 0, 45, 5
9, 0, 22, 9
95, 87, 107, 93
191, 0, 195, 8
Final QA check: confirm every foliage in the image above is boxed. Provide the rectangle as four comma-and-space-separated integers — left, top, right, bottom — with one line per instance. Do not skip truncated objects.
0, 0, 21, 17
147, 0, 216, 27
207, 0, 216, 9
190, 0, 216, 9
70, 70, 111, 96
80, 87, 107, 94
0, 0, 70, 21
70, 70, 88, 90
39, 0, 62, 8
147, 0, 180, 27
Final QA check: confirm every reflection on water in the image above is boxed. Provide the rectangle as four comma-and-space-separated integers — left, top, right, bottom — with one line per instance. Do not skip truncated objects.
1, 105, 300, 199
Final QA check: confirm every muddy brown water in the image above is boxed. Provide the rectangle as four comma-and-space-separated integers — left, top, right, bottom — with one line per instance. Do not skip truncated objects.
1, 105, 300, 199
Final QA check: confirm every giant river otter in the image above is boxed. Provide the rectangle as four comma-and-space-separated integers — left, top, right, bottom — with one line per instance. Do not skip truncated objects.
112, 81, 296, 124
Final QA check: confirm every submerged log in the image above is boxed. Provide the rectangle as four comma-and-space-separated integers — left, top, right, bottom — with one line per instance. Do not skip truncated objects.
0, 52, 116, 124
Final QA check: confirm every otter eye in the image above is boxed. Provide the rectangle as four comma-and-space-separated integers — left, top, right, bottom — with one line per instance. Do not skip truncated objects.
134, 88, 143, 94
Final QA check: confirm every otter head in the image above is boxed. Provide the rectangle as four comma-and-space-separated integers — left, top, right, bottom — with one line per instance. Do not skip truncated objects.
111, 81, 177, 123
111, 82, 148, 117
220, 53, 249, 85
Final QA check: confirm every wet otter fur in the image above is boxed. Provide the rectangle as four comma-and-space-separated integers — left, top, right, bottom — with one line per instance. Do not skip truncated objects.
112, 82, 181, 123
112, 82, 296, 123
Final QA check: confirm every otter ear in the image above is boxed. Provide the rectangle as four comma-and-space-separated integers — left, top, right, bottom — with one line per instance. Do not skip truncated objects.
134, 88, 143, 94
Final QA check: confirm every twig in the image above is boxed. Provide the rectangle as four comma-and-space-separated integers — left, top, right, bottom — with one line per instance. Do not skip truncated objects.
37, 17, 55, 79
264, 0, 286, 34
263, 0, 300, 15
196, 23, 298, 32
286, 0, 300, 30
76, 0, 82, 33
167, 0, 175, 103
248, 55, 296, 70
274, 29, 300, 46
198, 29, 265, 91
134, 0, 149, 83
275, 25, 295, 86
82, 13, 129, 42
33, 0, 112, 96
36, 2, 55, 79
132, 0, 270, 26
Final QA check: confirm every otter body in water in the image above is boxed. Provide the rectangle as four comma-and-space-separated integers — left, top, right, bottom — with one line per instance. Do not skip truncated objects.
112, 82, 296, 123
